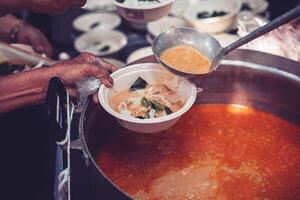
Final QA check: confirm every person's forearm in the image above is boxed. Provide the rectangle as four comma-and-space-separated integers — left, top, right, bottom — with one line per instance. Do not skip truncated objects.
0, 0, 23, 16
0, 67, 56, 113
0, 15, 23, 42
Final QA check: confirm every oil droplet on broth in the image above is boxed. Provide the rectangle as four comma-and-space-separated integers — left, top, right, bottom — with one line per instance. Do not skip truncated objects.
160, 44, 211, 74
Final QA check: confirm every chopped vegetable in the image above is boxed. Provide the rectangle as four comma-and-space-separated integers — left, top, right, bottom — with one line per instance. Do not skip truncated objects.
92, 41, 101, 46
241, 3, 251, 11
99, 45, 110, 52
164, 106, 173, 115
136, 111, 150, 119
129, 77, 148, 91
141, 97, 150, 108
90, 22, 101, 29
144, 112, 150, 119
197, 11, 228, 19
136, 116, 145, 119
149, 100, 165, 111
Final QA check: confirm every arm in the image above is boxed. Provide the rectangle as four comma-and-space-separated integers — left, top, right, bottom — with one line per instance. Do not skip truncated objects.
0, 53, 117, 114
0, 15, 22, 42
0, 0, 23, 16
0, 0, 86, 16
0, 66, 54, 113
0, 15, 53, 57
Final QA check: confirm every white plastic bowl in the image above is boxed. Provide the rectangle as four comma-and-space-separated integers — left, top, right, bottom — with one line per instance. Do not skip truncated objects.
73, 13, 121, 32
113, 0, 176, 25
183, 0, 241, 33
147, 16, 188, 38
74, 30, 127, 56
98, 63, 197, 133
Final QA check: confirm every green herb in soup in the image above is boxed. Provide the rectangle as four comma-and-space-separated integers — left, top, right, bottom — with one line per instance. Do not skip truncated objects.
129, 77, 148, 91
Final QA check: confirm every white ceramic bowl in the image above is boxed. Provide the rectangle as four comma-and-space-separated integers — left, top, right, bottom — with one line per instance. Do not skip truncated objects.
98, 63, 197, 133
73, 13, 121, 32
74, 30, 127, 56
82, 0, 116, 11
126, 46, 153, 64
113, 0, 176, 24
170, 0, 198, 17
147, 16, 188, 38
240, 0, 268, 14
103, 58, 125, 68
183, 0, 241, 33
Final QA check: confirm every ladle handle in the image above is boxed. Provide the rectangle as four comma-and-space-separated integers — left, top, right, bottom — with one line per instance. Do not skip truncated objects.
222, 5, 300, 55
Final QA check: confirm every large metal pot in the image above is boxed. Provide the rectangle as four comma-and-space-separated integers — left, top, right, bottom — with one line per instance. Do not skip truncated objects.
76, 49, 300, 200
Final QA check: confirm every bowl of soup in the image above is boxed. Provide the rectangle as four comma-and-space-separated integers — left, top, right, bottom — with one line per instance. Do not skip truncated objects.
113, 0, 176, 26
183, 0, 241, 33
98, 62, 197, 133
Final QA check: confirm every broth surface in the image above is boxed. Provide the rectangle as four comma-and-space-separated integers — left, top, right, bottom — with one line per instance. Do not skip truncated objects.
160, 44, 211, 74
96, 104, 300, 199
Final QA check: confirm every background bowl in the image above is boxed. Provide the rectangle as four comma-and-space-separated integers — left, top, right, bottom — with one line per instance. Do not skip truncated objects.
82, 0, 116, 11
74, 30, 127, 56
98, 63, 197, 133
73, 13, 121, 32
183, 0, 241, 33
147, 16, 188, 38
126, 46, 153, 64
113, 0, 176, 24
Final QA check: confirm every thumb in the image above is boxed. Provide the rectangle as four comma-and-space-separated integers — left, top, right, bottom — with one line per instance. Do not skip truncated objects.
31, 39, 53, 58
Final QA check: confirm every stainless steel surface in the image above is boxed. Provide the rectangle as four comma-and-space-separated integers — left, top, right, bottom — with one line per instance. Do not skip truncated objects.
79, 49, 300, 200
152, 5, 300, 76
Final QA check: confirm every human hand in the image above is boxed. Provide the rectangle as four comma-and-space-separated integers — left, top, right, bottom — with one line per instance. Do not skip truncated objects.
51, 53, 118, 103
16, 24, 53, 58
25, 0, 87, 14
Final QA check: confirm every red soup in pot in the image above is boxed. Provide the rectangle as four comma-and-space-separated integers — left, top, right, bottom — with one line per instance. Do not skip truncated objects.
96, 104, 300, 199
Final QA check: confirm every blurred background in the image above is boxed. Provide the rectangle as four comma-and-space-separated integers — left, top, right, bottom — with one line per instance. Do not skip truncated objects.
14, 0, 299, 63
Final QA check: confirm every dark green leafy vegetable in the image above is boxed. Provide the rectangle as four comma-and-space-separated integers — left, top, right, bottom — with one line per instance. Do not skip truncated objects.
90, 22, 101, 29
141, 97, 150, 108
129, 77, 148, 91
197, 11, 228, 19
164, 106, 173, 115
149, 100, 165, 111
241, 3, 251, 11
99, 45, 110, 52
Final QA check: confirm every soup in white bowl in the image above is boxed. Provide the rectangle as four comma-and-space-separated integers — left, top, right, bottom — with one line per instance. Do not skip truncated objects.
98, 63, 197, 133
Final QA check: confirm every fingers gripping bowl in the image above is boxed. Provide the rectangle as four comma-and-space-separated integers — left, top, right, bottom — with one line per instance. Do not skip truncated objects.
98, 63, 197, 133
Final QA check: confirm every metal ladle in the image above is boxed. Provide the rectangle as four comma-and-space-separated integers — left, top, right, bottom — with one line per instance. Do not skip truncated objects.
152, 5, 300, 77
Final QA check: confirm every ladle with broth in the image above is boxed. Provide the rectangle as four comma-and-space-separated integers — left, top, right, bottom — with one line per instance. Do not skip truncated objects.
153, 5, 300, 77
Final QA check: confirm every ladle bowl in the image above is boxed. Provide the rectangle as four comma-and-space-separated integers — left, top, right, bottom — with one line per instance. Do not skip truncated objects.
152, 27, 223, 77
